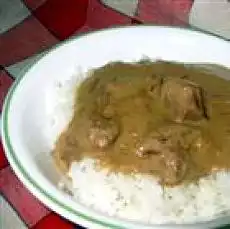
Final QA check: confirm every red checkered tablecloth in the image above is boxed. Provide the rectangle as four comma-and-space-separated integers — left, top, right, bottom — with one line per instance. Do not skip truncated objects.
0, 1, 229, 228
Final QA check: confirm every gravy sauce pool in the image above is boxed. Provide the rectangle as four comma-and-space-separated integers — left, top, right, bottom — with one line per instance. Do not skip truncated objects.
53, 61, 230, 186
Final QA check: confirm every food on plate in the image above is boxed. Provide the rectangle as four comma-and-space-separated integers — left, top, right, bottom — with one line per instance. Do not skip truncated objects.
52, 60, 230, 223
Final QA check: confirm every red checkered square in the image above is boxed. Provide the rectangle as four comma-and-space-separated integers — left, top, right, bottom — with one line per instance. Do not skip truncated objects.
136, 0, 193, 25
0, 141, 8, 169
0, 69, 13, 112
23, 0, 48, 10
86, 0, 132, 29
137, 0, 172, 24
32, 213, 75, 229
0, 167, 50, 227
33, 0, 89, 40
0, 16, 58, 66
158, 0, 193, 23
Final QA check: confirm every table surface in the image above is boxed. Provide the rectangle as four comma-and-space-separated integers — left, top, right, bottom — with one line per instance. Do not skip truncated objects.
0, 0, 229, 228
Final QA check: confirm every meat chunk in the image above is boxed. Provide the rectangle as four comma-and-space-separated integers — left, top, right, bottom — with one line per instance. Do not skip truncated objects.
160, 78, 209, 123
136, 137, 187, 185
136, 125, 199, 185
89, 118, 119, 149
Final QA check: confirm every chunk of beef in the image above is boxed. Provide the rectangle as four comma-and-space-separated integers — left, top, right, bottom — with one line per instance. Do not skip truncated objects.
160, 78, 209, 123
89, 118, 119, 149
136, 125, 200, 185
137, 137, 187, 185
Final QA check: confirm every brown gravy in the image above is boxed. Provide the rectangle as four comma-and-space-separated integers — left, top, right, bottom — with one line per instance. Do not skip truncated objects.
53, 61, 230, 186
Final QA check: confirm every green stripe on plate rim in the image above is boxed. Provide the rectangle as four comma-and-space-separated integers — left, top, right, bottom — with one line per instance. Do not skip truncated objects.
2, 25, 230, 229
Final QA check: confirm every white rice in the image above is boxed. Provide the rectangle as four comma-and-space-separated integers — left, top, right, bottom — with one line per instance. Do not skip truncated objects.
49, 69, 230, 224
69, 158, 230, 224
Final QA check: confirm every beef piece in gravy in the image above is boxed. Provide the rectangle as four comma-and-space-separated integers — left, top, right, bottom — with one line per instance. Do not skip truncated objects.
53, 61, 230, 186
136, 125, 200, 185
160, 78, 209, 123
88, 117, 119, 149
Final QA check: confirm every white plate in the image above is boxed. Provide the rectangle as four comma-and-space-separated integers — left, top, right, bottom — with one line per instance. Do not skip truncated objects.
2, 26, 230, 229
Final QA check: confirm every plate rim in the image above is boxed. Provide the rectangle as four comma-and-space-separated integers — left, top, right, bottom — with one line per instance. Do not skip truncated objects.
2, 25, 230, 228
